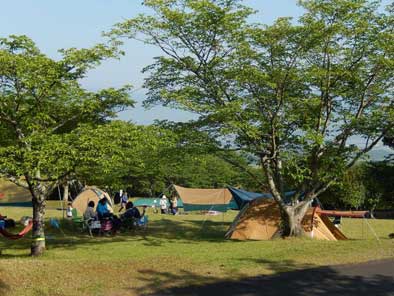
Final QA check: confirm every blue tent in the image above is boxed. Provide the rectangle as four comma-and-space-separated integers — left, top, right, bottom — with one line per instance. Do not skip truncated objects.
227, 199, 239, 210
228, 187, 296, 210
228, 187, 271, 210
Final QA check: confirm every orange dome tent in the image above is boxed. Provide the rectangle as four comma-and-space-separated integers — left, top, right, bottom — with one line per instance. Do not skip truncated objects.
226, 198, 347, 241
72, 186, 112, 215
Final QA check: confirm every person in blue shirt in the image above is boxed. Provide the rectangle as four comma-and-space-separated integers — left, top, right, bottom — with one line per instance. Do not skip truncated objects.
96, 198, 121, 234
96, 198, 112, 219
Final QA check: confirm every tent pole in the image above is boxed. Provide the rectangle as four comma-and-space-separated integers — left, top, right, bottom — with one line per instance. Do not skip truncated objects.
200, 204, 215, 232
365, 218, 381, 244
222, 188, 225, 228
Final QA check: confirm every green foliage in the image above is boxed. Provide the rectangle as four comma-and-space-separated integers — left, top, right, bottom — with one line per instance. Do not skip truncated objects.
75, 122, 175, 193
111, 0, 394, 210
79, 120, 265, 196
319, 161, 394, 210
383, 136, 394, 162
0, 35, 135, 188
363, 161, 394, 209
319, 164, 366, 209
0, 35, 137, 254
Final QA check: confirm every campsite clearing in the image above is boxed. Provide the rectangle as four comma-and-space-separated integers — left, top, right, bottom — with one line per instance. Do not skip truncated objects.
0, 202, 393, 296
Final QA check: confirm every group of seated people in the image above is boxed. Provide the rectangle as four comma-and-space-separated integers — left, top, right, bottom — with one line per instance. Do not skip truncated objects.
83, 198, 146, 234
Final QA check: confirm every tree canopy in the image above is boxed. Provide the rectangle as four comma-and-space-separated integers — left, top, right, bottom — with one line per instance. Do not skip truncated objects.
0, 35, 135, 255
77, 120, 265, 197
111, 0, 394, 235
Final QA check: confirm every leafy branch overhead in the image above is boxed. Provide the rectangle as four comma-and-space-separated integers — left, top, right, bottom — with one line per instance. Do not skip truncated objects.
0, 35, 135, 255
110, 0, 394, 236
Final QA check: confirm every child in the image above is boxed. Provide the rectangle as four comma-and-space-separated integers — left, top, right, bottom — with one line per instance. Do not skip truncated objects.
118, 192, 128, 212
66, 202, 73, 218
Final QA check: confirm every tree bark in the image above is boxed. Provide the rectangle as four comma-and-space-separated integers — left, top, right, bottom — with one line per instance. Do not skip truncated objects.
31, 195, 46, 256
281, 201, 311, 237
63, 182, 69, 202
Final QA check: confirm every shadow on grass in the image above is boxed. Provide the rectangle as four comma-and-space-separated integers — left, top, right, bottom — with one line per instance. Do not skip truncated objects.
145, 219, 231, 241
0, 216, 232, 255
237, 258, 313, 273
128, 259, 394, 296
0, 281, 9, 295
0, 269, 10, 294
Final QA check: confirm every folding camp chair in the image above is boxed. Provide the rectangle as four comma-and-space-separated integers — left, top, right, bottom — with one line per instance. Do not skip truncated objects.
137, 215, 148, 230
71, 208, 83, 229
120, 215, 148, 231
71, 209, 98, 236
84, 219, 102, 237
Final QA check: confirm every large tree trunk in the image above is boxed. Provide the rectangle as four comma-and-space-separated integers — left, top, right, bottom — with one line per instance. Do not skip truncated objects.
281, 201, 311, 237
63, 182, 69, 202
261, 155, 320, 238
31, 195, 46, 256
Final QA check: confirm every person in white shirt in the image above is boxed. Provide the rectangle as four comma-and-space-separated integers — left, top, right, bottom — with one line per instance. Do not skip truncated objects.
66, 202, 73, 218
159, 195, 168, 214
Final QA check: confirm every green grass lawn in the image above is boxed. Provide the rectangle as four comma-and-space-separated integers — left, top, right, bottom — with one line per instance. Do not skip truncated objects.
1, 201, 393, 296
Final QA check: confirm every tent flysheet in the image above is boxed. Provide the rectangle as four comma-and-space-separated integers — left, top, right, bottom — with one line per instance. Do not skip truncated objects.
173, 185, 233, 212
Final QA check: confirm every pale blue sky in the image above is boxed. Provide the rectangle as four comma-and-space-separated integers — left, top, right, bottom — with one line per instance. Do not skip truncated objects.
0, 1, 306, 123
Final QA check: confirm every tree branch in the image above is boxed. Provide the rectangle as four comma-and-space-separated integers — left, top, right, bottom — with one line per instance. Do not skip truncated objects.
3, 175, 29, 189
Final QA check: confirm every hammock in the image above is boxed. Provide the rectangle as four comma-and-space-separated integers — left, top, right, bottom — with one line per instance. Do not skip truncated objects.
0, 221, 33, 240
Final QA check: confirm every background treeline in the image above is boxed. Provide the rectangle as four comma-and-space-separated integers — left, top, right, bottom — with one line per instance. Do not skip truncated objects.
49, 121, 264, 199
49, 120, 393, 211
319, 161, 394, 211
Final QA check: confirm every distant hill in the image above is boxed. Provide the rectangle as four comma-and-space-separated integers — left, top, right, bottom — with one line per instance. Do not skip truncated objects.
367, 147, 393, 162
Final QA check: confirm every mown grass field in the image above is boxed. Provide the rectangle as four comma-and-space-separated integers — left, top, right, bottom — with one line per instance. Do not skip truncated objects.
1, 201, 393, 296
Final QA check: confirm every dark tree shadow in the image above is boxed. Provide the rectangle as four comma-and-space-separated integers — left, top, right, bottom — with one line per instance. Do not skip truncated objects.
0, 270, 10, 294
0, 216, 233, 256
127, 259, 394, 296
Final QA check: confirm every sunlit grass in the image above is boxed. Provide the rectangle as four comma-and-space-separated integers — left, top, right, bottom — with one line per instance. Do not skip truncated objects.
0, 201, 393, 296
